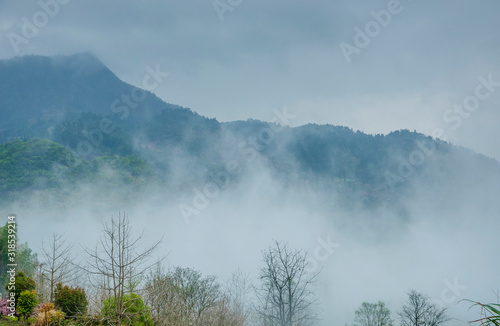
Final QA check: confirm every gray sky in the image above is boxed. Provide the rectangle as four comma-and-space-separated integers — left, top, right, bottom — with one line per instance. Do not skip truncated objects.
1, 0, 499, 160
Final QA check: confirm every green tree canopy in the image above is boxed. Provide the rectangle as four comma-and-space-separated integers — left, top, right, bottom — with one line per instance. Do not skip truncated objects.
54, 283, 88, 318
17, 290, 38, 320
4, 271, 36, 304
102, 293, 153, 326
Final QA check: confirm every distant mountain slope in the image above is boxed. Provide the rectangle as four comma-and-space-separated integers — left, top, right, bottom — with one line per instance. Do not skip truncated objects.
0, 139, 154, 199
0, 53, 186, 143
0, 139, 75, 193
1, 53, 499, 210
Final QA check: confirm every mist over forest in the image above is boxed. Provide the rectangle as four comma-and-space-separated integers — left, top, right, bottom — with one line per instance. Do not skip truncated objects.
0, 2, 500, 325
0, 52, 498, 326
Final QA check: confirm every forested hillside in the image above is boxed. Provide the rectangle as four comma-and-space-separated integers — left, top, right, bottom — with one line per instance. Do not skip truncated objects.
1, 54, 500, 210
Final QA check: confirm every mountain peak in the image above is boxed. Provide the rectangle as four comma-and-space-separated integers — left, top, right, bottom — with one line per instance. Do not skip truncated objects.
0, 52, 186, 144
53, 52, 106, 70
2, 51, 101, 65
0, 52, 108, 78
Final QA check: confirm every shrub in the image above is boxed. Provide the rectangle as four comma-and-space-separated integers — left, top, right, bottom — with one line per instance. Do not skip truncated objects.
37, 302, 55, 313
102, 293, 153, 326
17, 290, 38, 320
4, 271, 36, 304
33, 302, 66, 326
35, 310, 65, 326
54, 283, 88, 318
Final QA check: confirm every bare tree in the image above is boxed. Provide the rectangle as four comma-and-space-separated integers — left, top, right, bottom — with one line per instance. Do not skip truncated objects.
354, 301, 393, 326
144, 265, 223, 325
40, 233, 78, 302
225, 270, 252, 324
204, 295, 248, 326
83, 213, 162, 326
255, 241, 319, 326
398, 290, 450, 326
144, 265, 250, 326
143, 264, 176, 325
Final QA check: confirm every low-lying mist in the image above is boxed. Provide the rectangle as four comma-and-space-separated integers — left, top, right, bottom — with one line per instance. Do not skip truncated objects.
2, 150, 499, 326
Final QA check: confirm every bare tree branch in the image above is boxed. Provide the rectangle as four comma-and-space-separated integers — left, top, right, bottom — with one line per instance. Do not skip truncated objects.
83, 213, 162, 326
398, 290, 450, 326
255, 241, 319, 326
40, 232, 79, 302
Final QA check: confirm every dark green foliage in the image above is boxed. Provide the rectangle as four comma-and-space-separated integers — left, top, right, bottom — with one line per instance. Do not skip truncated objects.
17, 290, 37, 320
287, 125, 410, 183
15, 243, 38, 279
54, 283, 88, 318
0, 224, 38, 294
53, 112, 134, 157
4, 271, 36, 304
102, 293, 153, 326
0, 139, 155, 198
0, 223, 10, 288
145, 108, 220, 156
0, 139, 82, 193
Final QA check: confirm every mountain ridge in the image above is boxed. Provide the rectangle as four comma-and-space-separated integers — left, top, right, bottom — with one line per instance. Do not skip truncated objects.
1, 53, 499, 211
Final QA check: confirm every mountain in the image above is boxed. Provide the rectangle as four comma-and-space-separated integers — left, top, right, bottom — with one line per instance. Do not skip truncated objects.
0, 139, 154, 199
0, 52, 206, 144
1, 53, 499, 211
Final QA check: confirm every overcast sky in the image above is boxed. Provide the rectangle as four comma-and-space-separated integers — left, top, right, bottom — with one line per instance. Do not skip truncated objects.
1, 0, 499, 160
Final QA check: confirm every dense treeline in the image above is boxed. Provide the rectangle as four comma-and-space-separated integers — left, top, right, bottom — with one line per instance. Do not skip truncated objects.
3, 126, 500, 211
0, 139, 155, 197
